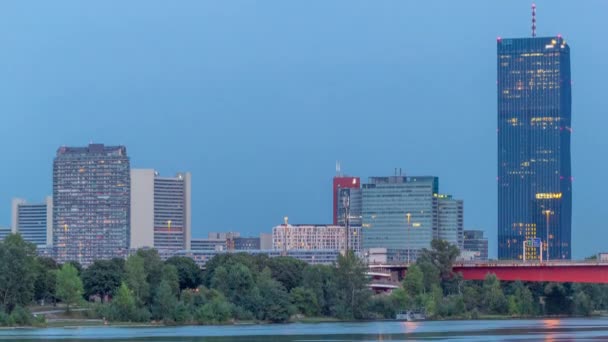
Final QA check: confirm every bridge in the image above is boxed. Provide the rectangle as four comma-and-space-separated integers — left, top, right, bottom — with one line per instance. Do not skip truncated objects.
367, 261, 608, 292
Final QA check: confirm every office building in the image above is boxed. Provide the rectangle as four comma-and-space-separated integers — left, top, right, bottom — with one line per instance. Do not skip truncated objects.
260, 233, 273, 250
191, 238, 226, 251
437, 194, 464, 249
497, 34, 572, 260
53, 144, 130, 265
361, 175, 438, 262
176, 249, 340, 269
333, 170, 360, 225
463, 230, 489, 261
11, 197, 53, 247
272, 223, 361, 252
234, 237, 260, 250
131, 169, 191, 253
0, 226, 11, 241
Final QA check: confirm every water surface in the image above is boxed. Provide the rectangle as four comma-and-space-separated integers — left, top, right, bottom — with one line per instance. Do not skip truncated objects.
2, 318, 608, 341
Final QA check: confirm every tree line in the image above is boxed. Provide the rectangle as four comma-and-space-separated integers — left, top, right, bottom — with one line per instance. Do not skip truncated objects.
0, 233, 606, 326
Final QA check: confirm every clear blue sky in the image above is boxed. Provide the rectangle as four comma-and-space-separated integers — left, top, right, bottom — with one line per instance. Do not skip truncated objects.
1, 1, 606, 259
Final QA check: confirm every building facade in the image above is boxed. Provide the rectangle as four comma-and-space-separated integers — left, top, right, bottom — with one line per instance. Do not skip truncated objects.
361, 176, 438, 262
130, 169, 191, 253
333, 175, 360, 225
234, 237, 261, 250
53, 144, 130, 265
272, 224, 361, 253
497, 36, 572, 260
437, 194, 464, 249
190, 238, 226, 251
11, 197, 53, 247
463, 230, 489, 261
0, 227, 11, 241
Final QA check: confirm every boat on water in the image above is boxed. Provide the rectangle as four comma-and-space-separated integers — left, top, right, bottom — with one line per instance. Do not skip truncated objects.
395, 310, 426, 321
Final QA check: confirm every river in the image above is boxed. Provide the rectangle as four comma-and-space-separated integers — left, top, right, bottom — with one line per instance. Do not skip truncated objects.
1, 318, 608, 341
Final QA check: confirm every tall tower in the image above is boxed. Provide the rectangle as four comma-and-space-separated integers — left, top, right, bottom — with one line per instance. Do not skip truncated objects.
53, 144, 131, 265
497, 6, 572, 260
332, 164, 360, 225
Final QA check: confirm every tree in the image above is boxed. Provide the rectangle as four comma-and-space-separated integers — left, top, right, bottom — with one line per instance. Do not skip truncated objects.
302, 264, 336, 316
210, 263, 258, 311
417, 260, 441, 294
0, 234, 38, 312
267, 257, 307, 291
544, 283, 572, 315
55, 264, 84, 313
136, 249, 164, 302
573, 292, 592, 316
417, 239, 460, 292
34, 257, 59, 305
333, 251, 371, 319
257, 268, 292, 322
110, 283, 137, 321
161, 264, 180, 296
166, 256, 203, 291
481, 274, 507, 314
152, 280, 178, 322
82, 259, 124, 301
124, 255, 149, 306
403, 264, 424, 296
290, 287, 319, 316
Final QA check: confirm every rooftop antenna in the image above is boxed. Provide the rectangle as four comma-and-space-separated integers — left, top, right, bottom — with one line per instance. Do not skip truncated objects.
336, 161, 341, 177
531, 3, 537, 37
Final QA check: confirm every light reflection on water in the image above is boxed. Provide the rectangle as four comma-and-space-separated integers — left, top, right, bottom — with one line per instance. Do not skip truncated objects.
1, 318, 608, 341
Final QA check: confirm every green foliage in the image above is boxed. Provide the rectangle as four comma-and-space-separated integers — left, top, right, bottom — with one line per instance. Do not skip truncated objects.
333, 251, 371, 319
166, 256, 203, 291
34, 257, 58, 305
82, 259, 124, 301
403, 264, 424, 296
55, 263, 84, 313
267, 257, 307, 291
196, 297, 234, 324
136, 249, 164, 303
544, 283, 572, 315
124, 254, 149, 306
302, 264, 336, 316
573, 291, 593, 316
417, 239, 460, 284
161, 264, 181, 296
152, 280, 179, 322
482, 274, 507, 314
8, 306, 33, 326
366, 295, 396, 319
109, 283, 138, 321
290, 287, 319, 316
0, 234, 38, 313
257, 268, 292, 322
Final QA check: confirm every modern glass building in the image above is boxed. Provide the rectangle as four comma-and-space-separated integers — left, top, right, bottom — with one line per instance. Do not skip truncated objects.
497, 36, 572, 260
11, 197, 53, 247
361, 176, 438, 262
463, 230, 489, 261
437, 194, 464, 250
53, 144, 130, 265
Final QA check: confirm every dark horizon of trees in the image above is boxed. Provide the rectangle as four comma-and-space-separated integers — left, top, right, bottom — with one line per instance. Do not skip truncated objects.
0, 233, 605, 327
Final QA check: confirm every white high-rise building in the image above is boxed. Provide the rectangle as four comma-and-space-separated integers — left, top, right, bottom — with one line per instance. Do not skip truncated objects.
272, 223, 360, 252
11, 197, 53, 247
131, 169, 191, 253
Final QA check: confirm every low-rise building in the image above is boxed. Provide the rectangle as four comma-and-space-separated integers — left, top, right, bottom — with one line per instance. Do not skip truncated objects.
463, 230, 489, 261
272, 223, 360, 253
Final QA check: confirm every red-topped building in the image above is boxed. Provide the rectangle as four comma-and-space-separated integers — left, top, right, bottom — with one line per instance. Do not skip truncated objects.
333, 176, 360, 225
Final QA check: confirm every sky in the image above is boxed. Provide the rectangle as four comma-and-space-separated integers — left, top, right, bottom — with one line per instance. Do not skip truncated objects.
1, 1, 607, 259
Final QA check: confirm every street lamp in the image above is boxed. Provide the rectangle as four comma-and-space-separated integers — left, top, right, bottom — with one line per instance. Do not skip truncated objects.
543, 210, 553, 262
406, 213, 411, 264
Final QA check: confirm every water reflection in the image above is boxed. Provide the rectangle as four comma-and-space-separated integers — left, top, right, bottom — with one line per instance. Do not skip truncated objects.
1, 318, 608, 341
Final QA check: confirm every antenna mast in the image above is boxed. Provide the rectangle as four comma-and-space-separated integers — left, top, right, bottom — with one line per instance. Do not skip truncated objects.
531, 3, 537, 37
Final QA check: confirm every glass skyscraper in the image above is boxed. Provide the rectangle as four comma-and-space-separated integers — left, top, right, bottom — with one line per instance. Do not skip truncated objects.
53, 144, 130, 265
11, 197, 53, 247
361, 176, 438, 262
497, 36, 572, 260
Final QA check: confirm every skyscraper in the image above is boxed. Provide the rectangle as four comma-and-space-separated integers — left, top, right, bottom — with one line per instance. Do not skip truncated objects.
53, 144, 130, 265
130, 169, 191, 254
361, 176, 438, 262
11, 197, 53, 247
332, 168, 360, 225
497, 34, 572, 260
437, 194, 464, 250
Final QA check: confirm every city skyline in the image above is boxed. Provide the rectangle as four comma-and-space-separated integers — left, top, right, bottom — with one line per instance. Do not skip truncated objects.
1, 1, 608, 259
